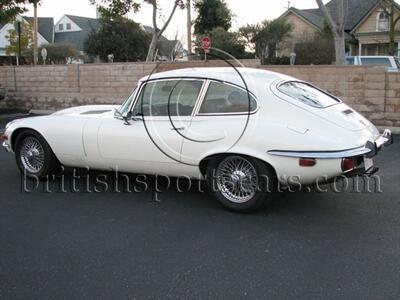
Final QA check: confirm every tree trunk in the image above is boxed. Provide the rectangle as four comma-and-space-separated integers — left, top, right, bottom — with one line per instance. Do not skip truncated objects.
389, 2, 396, 56
33, 0, 38, 65
146, 34, 158, 62
333, 34, 346, 65
187, 0, 192, 56
316, 0, 347, 65
145, 1, 179, 62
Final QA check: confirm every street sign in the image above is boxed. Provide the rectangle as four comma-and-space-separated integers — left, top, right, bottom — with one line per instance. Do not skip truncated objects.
201, 37, 211, 53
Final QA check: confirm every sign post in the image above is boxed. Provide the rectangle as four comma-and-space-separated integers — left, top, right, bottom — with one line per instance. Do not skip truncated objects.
201, 37, 211, 61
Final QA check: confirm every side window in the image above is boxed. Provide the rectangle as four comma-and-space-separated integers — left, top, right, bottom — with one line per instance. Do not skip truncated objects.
132, 80, 203, 117
199, 82, 257, 114
377, 11, 389, 32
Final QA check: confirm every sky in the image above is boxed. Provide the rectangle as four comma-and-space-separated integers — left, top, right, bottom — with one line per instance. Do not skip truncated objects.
25, 0, 323, 42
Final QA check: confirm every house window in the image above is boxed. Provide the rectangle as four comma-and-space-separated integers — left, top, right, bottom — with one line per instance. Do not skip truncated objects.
66, 23, 71, 30
377, 11, 389, 31
59, 23, 64, 31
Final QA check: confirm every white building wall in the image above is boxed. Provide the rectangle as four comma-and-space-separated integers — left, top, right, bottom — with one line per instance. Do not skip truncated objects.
0, 18, 50, 56
55, 15, 81, 33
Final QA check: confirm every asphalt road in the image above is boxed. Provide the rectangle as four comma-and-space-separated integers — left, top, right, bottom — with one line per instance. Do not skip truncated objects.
0, 114, 400, 299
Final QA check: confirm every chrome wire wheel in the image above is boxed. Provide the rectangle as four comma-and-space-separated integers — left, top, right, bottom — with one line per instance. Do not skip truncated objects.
20, 136, 45, 173
215, 156, 258, 203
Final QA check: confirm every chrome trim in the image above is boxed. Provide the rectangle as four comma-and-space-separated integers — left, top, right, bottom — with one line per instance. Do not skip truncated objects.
268, 129, 393, 159
2, 141, 12, 153
376, 129, 393, 148
268, 146, 371, 159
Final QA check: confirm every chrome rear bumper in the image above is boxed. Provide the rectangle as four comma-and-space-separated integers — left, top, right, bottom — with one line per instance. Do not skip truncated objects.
268, 129, 393, 159
2, 141, 11, 152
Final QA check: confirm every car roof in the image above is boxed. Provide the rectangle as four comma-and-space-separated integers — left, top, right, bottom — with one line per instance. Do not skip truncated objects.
139, 67, 291, 88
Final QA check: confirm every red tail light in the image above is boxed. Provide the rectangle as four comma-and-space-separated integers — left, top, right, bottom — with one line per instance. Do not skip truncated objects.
341, 158, 356, 172
299, 158, 316, 167
0, 134, 8, 141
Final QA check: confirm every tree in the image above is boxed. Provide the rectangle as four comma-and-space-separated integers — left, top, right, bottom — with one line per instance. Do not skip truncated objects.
39, 44, 81, 64
84, 18, 151, 62
252, 19, 293, 65
238, 23, 260, 53
195, 26, 248, 58
5, 20, 33, 58
316, 0, 347, 65
294, 33, 335, 65
0, 0, 41, 64
0, 0, 29, 23
378, 0, 400, 56
193, 0, 232, 34
90, 0, 184, 62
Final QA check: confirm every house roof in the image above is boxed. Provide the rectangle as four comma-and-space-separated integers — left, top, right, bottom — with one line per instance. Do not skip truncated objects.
325, 0, 379, 31
54, 15, 100, 51
64, 15, 100, 32
290, 8, 324, 29
157, 40, 179, 58
142, 25, 169, 41
285, 0, 385, 33
24, 17, 54, 42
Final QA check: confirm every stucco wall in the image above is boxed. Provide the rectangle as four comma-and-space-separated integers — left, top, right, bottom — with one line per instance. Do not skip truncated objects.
0, 61, 399, 127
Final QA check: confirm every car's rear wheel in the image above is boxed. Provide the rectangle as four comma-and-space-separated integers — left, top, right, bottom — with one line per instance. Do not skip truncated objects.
15, 130, 60, 179
206, 155, 276, 213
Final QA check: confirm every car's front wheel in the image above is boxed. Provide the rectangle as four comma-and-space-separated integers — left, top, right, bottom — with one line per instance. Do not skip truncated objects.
206, 155, 276, 213
15, 130, 60, 179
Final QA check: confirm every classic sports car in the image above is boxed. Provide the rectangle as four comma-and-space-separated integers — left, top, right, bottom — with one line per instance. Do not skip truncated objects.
1, 67, 393, 212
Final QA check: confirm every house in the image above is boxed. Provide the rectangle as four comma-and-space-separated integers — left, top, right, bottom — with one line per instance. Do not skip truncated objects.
0, 14, 186, 63
0, 15, 54, 57
54, 15, 100, 54
279, 0, 400, 57
142, 25, 187, 61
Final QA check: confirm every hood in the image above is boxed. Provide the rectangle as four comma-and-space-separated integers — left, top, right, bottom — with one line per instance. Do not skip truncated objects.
52, 105, 119, 117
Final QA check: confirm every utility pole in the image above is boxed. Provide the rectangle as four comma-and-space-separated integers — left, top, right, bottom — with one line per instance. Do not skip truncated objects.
33, 0, 38, 65
186, 0, 192, 56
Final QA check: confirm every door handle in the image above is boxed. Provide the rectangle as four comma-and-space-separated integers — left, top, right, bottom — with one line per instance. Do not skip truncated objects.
171, 127, 185, 131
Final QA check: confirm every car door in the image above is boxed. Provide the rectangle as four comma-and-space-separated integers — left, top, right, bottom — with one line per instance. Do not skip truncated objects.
180, 80, 258, 166
96, 78, 205, 175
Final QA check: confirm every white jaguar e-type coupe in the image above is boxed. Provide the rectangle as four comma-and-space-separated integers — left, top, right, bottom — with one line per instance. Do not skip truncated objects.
1, 67, 393, 212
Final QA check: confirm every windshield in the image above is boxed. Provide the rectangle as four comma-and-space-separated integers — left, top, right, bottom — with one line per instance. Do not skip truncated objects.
395, 57, 400, 69
278, 81, 340, 108
117, 87, 137, 116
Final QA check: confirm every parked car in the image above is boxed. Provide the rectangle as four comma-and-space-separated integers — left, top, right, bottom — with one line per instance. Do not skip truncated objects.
346, 56, 400, 71
1, 68, 393, 212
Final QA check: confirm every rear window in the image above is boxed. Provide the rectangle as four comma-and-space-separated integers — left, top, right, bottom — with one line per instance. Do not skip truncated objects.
360, 57, 392, 67
278, 81, 340, 108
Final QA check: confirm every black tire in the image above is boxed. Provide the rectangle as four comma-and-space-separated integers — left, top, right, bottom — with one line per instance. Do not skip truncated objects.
206, 155, 276, 213
15, 130, 60, 179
